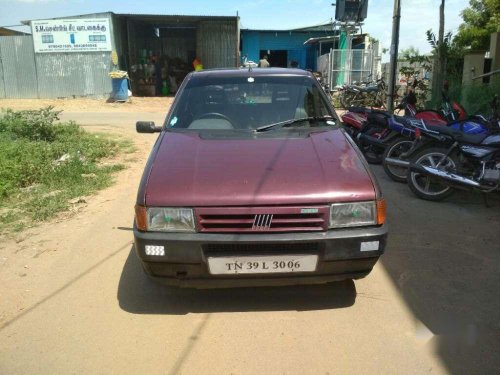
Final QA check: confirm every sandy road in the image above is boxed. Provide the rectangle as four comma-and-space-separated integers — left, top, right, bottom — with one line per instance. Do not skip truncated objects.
0, 106, 498, 374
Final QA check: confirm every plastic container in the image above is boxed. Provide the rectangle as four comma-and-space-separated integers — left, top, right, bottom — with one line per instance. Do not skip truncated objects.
111, 78, 129, 101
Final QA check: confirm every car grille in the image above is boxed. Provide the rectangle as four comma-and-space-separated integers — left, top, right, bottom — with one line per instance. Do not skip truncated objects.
196, 206, 329, 233
203, 242, 320, 255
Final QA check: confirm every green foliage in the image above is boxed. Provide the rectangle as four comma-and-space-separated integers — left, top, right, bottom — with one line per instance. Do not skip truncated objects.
421, 0, 498, 106
435, 78, 500, 115
458, 80, 500, 115
398, 46, 420, 60
0, 107, 133, 233
398, 49, 433, 108
426, 30, 453, 53
398, 49, 432, 77
0, 106, 61, 142
454, 0, 500, 50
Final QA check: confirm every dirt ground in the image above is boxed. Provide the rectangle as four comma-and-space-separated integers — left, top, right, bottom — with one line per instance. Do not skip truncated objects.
0, 99, 499, 374
0, 97, 173, 113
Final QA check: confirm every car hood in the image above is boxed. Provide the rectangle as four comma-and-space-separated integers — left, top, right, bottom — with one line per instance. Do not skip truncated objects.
144, 130, 375, 207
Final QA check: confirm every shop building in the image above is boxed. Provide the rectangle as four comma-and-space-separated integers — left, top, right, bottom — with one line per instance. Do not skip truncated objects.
0, 12, 239, 98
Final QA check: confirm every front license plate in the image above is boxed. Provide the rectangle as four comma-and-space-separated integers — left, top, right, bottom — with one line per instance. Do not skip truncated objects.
208, 254, 318, 275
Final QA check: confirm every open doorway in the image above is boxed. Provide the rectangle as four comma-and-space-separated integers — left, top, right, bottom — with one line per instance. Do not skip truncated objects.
260, 50, 288, 68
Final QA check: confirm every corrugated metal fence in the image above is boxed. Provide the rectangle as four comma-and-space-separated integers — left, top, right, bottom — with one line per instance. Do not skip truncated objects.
0, 19, 238, 98
36, 52, 111, 98
0, 35, 112, 99
197, 21, 238, 68
0, 36, 38, 98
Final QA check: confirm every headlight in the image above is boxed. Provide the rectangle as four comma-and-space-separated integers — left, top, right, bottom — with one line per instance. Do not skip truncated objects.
147, 207, 195, 232
329, 201, 376, 228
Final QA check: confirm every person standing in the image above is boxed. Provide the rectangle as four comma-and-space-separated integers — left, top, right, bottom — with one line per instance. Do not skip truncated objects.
192, 57, 203, 71
258, 55, 270, 68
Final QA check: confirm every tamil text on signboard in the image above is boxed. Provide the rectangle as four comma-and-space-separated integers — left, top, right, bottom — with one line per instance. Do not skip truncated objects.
31, 18, 112, 53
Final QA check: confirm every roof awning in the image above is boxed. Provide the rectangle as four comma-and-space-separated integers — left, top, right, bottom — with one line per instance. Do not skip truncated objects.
303, 36, 339, 45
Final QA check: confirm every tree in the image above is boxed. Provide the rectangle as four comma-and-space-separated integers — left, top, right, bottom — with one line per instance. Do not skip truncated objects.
429, 0, 447, 103
398, 46, 420, 60
454, 0, 500, 50
398, 49, 432, 107
426, 29, 453, 71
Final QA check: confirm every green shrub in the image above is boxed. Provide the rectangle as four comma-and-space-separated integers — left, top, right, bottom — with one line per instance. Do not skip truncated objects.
0, 106, 60, 141
0, 107, 133, 233
430, 78, 500, 116
458, 80, 500, 115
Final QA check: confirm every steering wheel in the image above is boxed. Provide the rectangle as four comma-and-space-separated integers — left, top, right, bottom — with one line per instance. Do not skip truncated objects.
196, 112, 232, 123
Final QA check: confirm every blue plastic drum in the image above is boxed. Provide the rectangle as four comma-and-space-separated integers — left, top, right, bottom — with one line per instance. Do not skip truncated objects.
111, 78, 129, 101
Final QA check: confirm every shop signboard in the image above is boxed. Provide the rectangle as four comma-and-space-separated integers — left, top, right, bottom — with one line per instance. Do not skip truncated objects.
31, 18, 112, 53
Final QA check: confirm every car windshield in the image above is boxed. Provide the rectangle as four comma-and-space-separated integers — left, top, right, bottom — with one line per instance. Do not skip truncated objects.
167, 75, 336, 131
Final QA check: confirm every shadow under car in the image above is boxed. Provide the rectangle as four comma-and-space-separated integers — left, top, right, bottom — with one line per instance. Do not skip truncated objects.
117, 246, 357, 315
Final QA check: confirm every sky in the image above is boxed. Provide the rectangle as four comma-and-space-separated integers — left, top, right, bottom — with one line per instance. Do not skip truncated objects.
1, 0, 470, 59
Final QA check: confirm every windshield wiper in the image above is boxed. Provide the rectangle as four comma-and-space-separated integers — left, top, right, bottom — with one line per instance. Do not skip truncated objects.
254, 116, 336, 133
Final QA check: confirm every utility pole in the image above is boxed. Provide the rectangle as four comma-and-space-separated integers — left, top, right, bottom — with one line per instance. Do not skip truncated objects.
432, 0, 445, 103
386, 0, 401, 112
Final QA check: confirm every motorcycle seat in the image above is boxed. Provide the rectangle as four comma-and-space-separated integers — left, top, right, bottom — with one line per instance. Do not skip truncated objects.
367, 112, 389, 127
349, 85, 378, 93
426, 125, 488, 144
348, 85, 365, 92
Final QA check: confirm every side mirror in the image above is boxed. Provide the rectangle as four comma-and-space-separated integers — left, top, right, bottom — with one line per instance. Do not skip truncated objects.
136, 121, 161, 133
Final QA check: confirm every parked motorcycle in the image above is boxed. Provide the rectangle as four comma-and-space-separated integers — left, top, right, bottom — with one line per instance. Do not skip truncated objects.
405, 97, 500, 201
341, 89, 433, 140
356, 88, 478, 170
353, 108, 447, 166
340, 77, 387, 109
382, 114, 490, 182
342, 88, 474, 166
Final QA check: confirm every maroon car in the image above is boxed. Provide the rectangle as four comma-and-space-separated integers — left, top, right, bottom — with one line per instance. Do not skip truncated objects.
134, 68, 387, 288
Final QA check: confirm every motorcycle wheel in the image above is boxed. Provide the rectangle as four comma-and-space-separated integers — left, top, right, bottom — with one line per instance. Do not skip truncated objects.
341, 92, 356, 109
407, 147, 459, 201
382, 137, 414, 183
377, 92, 387, 108
359, 128, 386, 164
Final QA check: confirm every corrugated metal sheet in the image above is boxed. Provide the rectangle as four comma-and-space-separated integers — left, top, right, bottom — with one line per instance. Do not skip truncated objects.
32, 12, 114, 98
116, 14, 237, 21
162, 35, 196, 61
0, 45, 5, 98
1, 14, 240, 98
24, 12, 113, 23
197, 20, 238, 68
35, 52, 112, 98
0, 36, 38, 98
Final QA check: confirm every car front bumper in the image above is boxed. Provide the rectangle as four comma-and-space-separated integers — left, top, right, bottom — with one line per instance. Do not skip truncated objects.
133, 224, 388, 288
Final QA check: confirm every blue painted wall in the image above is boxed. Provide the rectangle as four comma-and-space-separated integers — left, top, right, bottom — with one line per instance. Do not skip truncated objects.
241, 30, 332, 70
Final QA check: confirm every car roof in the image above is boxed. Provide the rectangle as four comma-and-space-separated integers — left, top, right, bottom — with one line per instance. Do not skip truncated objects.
191, 68, 313, 79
